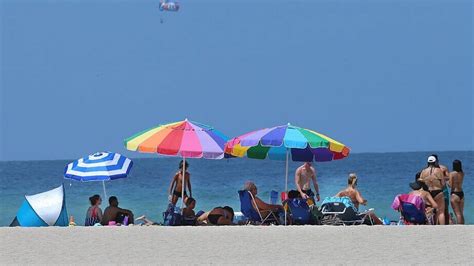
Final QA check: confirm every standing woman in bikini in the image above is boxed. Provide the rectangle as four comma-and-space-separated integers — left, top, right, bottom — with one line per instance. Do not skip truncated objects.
449, 160, 465, 224
420, 156, 446, 224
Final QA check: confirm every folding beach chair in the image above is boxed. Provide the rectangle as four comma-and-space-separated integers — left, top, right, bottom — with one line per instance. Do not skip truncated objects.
285, 198, 311, 225
391, 194, 429, 225
320, 197, 374, 226
238, 190, 280, 225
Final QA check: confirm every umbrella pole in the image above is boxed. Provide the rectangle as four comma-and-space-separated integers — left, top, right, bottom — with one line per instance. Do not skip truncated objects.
102, 180, 107, 200
181, 157, 186, 209
285, 148, 289, 225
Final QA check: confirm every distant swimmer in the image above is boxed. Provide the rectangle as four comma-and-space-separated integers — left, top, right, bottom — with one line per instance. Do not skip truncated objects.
449, 160, 465, 224
295, 162, 320, 201
419, 156, 446, 224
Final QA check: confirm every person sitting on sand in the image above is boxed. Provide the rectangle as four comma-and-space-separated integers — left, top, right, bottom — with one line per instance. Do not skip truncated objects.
168, 160, 192, 206
197, 206, 234, 225
85, 194, 103, 226
449, 160, 465, 224
183, 197, 196, 218
419, 156, 447, 225
335, 173, 383, 225
244, 181, 284, 218
409, 180, 438, 223
101, 196, 134, 225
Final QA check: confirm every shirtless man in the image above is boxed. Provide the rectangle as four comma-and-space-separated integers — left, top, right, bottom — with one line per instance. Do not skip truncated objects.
101, 196, 134, 225
295, 162, 320, 201
335, 173, 382, 225
168, 160, 192, 205
244, 181, 284, 218
449, 160, 465, 224
419, 156, 446, 224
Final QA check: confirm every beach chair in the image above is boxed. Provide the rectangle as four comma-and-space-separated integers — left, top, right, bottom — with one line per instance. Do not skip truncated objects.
285, 198, 311, 225
391, 194, 428, 225
238, 190, 280, 225
320, 197, 374, 226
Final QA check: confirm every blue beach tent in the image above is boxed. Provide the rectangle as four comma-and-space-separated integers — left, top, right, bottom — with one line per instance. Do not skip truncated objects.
10, 185, 68, 227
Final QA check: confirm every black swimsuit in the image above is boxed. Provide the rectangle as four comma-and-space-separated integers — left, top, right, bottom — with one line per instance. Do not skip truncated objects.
426, 166, 443, 198
451, 191, 464, 200
207, 207, 233, 225
430, 190, 443, 198
173, 190, 187, 198
208, 214, 223, 225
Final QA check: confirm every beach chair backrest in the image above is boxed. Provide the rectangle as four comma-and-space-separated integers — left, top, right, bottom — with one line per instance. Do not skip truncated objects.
321, 197, 357, 212
391, 194, 425, 212
398, 195, 426, 224
238, 190, 262, 221
400, 202, 426, 224
287, 198, 311, 225
270, 190, 278, 205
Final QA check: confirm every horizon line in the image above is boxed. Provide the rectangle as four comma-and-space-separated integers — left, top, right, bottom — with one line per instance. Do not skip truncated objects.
0, 149, 472, 163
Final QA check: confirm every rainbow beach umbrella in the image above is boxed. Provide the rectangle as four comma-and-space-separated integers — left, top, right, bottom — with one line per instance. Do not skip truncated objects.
226, 123, 350, 162
225, 123, 350, 224
124, 119, 229, 204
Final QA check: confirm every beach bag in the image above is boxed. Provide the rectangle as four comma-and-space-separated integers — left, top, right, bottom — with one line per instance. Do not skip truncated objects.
163, 204, 182, 226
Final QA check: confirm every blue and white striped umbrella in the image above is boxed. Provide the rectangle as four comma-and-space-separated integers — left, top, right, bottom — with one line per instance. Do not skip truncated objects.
64, 152, 133, 182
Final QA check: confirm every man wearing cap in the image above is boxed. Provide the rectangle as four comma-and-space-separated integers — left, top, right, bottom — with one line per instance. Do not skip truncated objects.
420, 156, 447, 224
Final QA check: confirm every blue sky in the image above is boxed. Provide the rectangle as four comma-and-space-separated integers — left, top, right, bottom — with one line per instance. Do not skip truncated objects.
1, 0, 472, 161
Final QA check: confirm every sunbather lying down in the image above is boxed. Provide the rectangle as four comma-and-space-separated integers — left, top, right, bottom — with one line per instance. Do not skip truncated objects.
135, 215, 159, 226
197, 206, 235, 225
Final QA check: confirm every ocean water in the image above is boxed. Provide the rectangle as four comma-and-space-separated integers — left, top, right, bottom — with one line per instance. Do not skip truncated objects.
0, 151, 472, 226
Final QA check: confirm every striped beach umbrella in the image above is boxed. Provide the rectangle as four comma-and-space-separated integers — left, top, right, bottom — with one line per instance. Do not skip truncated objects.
225, 123, 350, 224
64, 152, 133, 198
124, 119, 229, 205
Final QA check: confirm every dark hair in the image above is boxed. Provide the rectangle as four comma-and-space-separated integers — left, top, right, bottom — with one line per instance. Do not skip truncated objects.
109, 196, 118, 205
89, 194, 101, 205
414, 172, 428, 190
453, 160, 463, 172
179, 160, 189, 170
419, 181, 429, 191
222, 206, 234, 220
415, 172, 421, 181
186, 197, 195, 206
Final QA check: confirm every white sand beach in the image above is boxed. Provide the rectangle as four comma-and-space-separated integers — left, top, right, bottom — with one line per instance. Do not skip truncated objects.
1, 225, 473, 265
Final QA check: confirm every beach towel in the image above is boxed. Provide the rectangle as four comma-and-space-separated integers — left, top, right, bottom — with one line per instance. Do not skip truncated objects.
321, 196, 357, 211
391, 194, 424, 211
